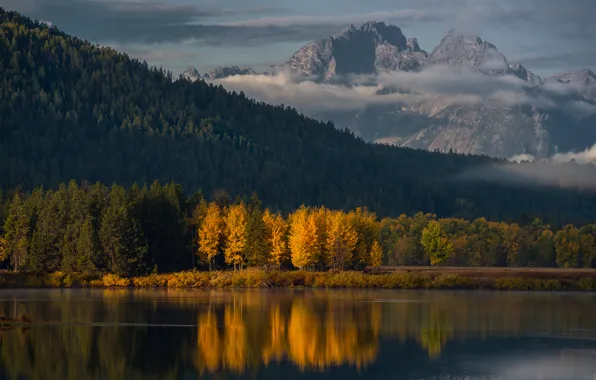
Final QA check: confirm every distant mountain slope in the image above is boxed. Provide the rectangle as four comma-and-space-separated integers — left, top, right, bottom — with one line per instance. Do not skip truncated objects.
2, 7, 596, 224
193, 22, 596, 160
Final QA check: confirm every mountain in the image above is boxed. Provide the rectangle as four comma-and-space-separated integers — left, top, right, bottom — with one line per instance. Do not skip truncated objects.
181, 66, 201, 82
3, 7, 596, 225
202, 66, 257, 80
182, 66, 257, 81
200, 23, 596, 160
426, 29, 511, 76
545, 69, 596, 101
286, 21, 428, 80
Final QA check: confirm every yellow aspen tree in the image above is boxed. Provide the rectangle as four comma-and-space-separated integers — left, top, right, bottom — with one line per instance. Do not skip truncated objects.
198, 202, 224, 270
325, 211, 358, 270
369, 240, 383, 268
263, 209, 289, 268
347, 207, 379, 269
312, 207, 330, 268
225, 203, 248, 270
0, 236, 7, 262
289, 206, 318, 270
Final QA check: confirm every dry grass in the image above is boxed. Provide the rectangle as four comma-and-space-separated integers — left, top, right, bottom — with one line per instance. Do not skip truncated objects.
1, 267, 596, 291
367, 266, 596, 279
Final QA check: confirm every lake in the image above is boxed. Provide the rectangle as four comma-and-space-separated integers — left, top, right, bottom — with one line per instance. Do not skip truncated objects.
1, 289, 595, 379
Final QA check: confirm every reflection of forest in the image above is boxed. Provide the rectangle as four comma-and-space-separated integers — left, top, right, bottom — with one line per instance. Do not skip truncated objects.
0, 289, 595, 379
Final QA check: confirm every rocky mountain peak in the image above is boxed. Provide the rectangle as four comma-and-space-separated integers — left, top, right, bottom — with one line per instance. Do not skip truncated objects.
547, 69, 596, 100
429, 29, 510, 75
509, 62, 543, 85
549, 68, 596, 85
286, 21, 426, 80
181, 66, 201, 81
203, 66, 257, 80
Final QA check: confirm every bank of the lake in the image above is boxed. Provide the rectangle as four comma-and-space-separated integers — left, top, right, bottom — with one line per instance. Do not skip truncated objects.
2, 267, 596, 291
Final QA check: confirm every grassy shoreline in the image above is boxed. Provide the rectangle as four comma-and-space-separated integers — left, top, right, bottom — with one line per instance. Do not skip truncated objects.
1, 267, 596, 291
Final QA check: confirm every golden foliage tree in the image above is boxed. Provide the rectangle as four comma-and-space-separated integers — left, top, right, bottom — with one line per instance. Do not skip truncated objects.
421, 220, 453, 267
198, 202, 224, 270
347, 208, 379, 269
0, 236, 7, 262
325, 211, 358, 270
224, 203, 249, 269
554, 224, 580, 268
263, 209, 288, 268
369, 240, 383, 268
312, 207, 330, 268
289, 206, 319, 270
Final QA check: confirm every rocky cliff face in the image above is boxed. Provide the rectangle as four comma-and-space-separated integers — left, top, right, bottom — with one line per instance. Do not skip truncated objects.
285, 21, 428, 80
203, 66, 257, 80
181, 66, 257, 82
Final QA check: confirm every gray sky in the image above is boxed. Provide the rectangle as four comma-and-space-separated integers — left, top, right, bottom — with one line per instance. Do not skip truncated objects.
2, 0, 595, 77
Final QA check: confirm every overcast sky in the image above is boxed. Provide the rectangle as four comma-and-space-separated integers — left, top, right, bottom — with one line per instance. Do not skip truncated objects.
2, 0, 595, 76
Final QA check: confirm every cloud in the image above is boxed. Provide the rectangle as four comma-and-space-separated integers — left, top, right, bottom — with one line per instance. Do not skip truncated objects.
1, 0, 297, 45
210, 66, 554, 115
552, 143, 596, 164
460, 160, 596, 190
509, 154, 536, 163
219, 8, 453, 27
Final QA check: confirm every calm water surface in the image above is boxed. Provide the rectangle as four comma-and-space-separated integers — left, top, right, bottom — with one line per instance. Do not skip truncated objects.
0, 289, 595, 379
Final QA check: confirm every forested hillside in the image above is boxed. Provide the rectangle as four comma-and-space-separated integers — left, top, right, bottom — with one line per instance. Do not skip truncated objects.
1, 8, 596, 224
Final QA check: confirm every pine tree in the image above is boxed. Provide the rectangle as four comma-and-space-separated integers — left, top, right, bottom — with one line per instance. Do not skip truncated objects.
224, 203, 248, 270
61, 180, 92, 272
29, 190, 66, 273
75, 215, 100, 274
198, 202, 224, 270
3, 193, 31, 272
244, 205, 269, 267
99, 185, 148, 276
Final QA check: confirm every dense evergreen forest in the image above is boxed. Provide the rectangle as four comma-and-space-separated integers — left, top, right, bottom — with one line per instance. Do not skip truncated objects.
1, 8, 596, 225
1, 181, 594, 277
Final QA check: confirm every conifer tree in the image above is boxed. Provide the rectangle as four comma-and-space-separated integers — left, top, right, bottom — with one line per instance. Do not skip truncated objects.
245, 204, 269, 267
99, 185, 148, 276
3, 193, 31, 272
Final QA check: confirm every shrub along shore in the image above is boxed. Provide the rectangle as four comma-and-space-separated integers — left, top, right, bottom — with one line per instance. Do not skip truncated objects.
1, 268, 595, 291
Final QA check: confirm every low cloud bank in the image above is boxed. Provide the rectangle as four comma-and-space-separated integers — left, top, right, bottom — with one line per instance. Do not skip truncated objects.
211, 65, 592, 115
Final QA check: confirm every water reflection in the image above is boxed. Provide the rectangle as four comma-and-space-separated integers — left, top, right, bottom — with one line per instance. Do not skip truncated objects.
0, 289, 595, 379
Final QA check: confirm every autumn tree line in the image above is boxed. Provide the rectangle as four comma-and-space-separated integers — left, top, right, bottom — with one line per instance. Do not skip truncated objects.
0, 180, 595, 277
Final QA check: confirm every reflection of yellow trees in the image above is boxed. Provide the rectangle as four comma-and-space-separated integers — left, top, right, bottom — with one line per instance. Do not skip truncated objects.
195, 309, 221, 372
419, 306, 454, 358
194, 295, 381, 373
262, 305, 287, 363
